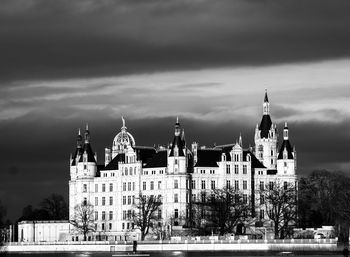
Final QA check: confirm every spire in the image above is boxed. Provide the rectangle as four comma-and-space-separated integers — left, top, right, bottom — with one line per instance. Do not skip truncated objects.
77, 128, 82, 148
264, 89, 269, 103
84, 123, 90, 143
283, 122, 289, 140
174, 117, 181, 136
239, 133, 242, 146
181, 128, 186, 145
263, 90, 270, 115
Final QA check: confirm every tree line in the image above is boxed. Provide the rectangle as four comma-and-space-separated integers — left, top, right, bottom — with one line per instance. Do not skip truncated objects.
2, 169, 350, 242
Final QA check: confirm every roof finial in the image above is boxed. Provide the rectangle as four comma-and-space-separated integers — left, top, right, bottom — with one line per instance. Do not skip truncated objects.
78, 128, 81, 136
239, 133, 242, 146
121, 116, 126, 128
264, 89, 269, 103
176, 116, 179, 124
284, 121, 288, 128
86, 123, 89, 131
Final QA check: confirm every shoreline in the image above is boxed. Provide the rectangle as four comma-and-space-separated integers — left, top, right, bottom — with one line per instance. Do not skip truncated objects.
1, 240, 339, 253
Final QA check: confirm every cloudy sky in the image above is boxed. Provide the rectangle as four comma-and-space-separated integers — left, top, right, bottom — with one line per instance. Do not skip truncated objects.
1, 0, 350, 221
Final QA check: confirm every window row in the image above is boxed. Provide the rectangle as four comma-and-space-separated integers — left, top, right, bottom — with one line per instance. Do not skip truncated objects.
95, 196, 114, 206
91, 183, 114, 193
94, 211, 113, 221
122, 195, 135, 205
143, 169, 164, 175
122, 167, 137, 176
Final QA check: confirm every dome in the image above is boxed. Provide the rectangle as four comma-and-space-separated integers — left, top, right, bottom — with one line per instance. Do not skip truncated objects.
112, 117, 136, 155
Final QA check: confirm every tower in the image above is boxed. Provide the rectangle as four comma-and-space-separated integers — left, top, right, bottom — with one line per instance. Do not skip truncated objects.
111, 117, 136, 159
168, 117, 187, 174
254, 90, 278, 170
277, 122, 296, 176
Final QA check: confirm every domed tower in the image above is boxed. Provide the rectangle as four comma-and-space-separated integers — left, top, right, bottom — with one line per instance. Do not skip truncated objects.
277, 122, 297, 176
111, 117, 136, 159
254, 90, 278, 170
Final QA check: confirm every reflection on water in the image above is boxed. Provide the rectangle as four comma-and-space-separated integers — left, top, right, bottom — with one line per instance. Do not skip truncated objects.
2, 252, 341, 257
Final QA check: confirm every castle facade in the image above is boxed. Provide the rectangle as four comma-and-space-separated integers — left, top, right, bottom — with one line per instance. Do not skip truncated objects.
69, 91, 297, 240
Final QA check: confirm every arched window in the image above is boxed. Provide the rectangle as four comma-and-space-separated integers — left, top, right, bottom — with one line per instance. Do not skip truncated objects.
129, 167, 132, 175
125, 167, 128, 176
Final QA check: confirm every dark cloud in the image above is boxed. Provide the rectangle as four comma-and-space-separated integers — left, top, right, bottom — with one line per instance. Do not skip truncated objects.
1, 0, 350, 81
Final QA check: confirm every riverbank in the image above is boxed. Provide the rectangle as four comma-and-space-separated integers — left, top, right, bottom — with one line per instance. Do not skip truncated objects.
1, 239, 339, 253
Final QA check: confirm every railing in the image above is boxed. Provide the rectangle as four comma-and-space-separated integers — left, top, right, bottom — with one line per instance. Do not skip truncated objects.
6, 238, 337, 246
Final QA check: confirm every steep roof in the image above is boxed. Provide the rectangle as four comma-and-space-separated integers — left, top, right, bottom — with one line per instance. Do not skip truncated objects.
78, 143, 96, 163
258, 114, 272, 138
243, 150, 266, 169
194, 149, 222, 167
143, 150, 168, 168
169, 135, 185, 157
134, 146, 156, 164
102, 153, 125, 170
71, 147, 83, 166
277, 139, 294, 159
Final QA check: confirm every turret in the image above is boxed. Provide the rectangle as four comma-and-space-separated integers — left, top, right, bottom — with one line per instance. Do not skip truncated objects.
168, 118, 187, 174
277, 122, 296, 176
254, 90, 278, 170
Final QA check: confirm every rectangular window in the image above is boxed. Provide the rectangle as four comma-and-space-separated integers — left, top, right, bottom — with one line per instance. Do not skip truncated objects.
260, 209, 264, 219
95, 197, 98, 206
174, 180, 179, 189
175, 159, 178, 165
201, 180, 206, 190
243, 194, 247, 204
174, 193, 178, 203
235, 180, 239, 190
123, 196, 126, 205
109, 211, 113, 220
260, 194, 265, 205
143, 182, 146, 190
127, 210, 131, 219
201, 193, 206, 202
95, 211, 98, 221
109, 223, 112, 230
226, 164, 230, 174
158, 181, 162, 189
102, 184, 105, 192
95, 184, 98, 192
260, 181, 264, 191
102, 223, 105, 231
83, 184, 87, 192
128, 196, 131, 205
211, 180, 215, 190
102, 211, 106, 220
123, 210, 126, 220
122, 223, 125, 230
192, 194, 196, 202
243, 180, 247, 190
174, 209, 179, 219
226, 180, 231, 189
109, 196, 113, 205
128, 182, 131, 191
132, 196, 135, 204
158, 209, 162, 219
151, 181, 154, 190
243, 165, 247, 174
133, 182, 135, 191
102, 197, 105, 206
83, 197, 87, 205
188, 180, 194, 190
123, 183, 126, 191
109, 183, 113, 192
269, 181, 274, 190
234, 165, 239, 174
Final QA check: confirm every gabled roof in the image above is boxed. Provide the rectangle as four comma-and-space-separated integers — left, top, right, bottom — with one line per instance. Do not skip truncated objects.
194, 149, 222, 167
243, 150, 266, 169
258, 114, 272, 138
277, 139, 294, 159
102, 153, 125, 170
143, 150, 168, 168
78, 143, 96, 163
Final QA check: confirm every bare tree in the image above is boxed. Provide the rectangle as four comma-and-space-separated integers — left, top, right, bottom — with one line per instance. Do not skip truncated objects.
193, 187, 251, 236
130, 193, 162, 241
260, 180, 297, 239
40, 194, 68, 220
70, 202, 95, 241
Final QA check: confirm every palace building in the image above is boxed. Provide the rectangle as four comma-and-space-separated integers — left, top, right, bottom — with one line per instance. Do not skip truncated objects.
68, 91, 297, 240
